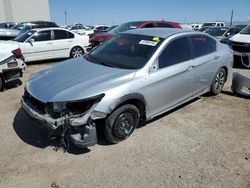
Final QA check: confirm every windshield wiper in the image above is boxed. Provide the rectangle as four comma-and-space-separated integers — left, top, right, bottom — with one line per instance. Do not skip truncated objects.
85, 54, 117, 68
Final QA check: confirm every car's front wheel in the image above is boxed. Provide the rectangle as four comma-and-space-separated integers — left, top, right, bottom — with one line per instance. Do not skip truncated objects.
210, 68, 226, 95
70, 46, 84, 58
105, 104, 140, 144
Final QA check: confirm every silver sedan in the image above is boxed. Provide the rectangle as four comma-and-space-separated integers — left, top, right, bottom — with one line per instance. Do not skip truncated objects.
21, 28, 233, 148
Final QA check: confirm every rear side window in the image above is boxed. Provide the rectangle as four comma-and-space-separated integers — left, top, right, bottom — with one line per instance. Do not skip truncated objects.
158, 37, 191, 69
54, 30, 74, 39
156, 23, 175, 28
191, 35, 216, 58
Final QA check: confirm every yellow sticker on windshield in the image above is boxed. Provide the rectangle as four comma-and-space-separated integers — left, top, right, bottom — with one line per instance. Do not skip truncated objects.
153, 37, 159, 41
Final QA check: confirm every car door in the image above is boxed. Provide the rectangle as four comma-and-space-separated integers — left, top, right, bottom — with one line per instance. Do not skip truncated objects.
52, 29, 75, 58
144, 36, 195, 117
190, 35, 219, 95
22, 30, 53, 62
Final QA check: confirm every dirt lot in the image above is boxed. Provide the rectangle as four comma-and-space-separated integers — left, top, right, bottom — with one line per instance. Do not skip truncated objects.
0, 60, 249, 188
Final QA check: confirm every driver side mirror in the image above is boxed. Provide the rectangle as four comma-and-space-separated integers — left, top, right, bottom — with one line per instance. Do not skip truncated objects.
28, 38, 34, 45
149, 59, 159, 73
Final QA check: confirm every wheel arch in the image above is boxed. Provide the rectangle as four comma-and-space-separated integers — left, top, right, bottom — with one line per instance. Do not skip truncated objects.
69, 45, 85, 57
111, 93, 148, 122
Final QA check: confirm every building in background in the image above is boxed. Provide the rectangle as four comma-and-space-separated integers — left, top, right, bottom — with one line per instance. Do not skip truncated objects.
0, 0, 50, 22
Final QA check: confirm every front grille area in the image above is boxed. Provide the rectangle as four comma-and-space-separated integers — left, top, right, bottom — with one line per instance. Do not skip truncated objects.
232, 41, 250, 53
24, 90, 46, 114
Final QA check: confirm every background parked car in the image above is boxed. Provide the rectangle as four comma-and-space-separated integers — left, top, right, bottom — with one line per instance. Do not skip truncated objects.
66, 25, 89, 35
0, 47, 25, 90
220, 25, 247, 44
81, 25, 110, 36
0, 22, 18, 29
0, 21, 58, 40
191, 24, 202, 30
0, 28, 89, 63
204, 26, 242, 41
89, 20, 182, 49
93, 25, 118, 33
227, 24, 250, 68
199, 22, 226, 32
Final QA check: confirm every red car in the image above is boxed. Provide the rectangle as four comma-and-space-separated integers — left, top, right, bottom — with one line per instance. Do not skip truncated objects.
89, 20, 181, 49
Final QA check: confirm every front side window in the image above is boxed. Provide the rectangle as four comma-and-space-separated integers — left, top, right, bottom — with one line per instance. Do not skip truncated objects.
32, 30, 51, 42
14, 30, 36, 42
86, 34, 163, 69
191, 35, 216, 58
158, 37, 191, 69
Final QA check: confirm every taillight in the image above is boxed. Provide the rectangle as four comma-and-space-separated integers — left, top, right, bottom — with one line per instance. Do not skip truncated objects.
11, 48, 22, 58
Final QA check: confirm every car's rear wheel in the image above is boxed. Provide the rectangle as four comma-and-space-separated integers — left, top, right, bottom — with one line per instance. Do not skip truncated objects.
105, 104, 140, 144
210, 68, 226, 95
70, 46, 84, 58
0, 75, 4, 91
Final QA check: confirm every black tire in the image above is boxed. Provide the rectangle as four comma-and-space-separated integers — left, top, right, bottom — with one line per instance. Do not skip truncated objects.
0, 75, 4, 91
105, 104, 140, 144
210, 68, 226, 95
70, 46, 84, 58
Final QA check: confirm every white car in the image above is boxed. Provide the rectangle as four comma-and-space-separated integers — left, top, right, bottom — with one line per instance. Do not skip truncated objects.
202, 22, 225, 27
67, 25, 89, 35
0, 28, 89, 63
82, 25, 110, 36
0, 46, 25, 90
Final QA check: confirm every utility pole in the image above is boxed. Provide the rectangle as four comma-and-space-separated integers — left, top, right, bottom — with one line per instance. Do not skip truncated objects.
230, 10, 234, 26
64, 10, 67, 25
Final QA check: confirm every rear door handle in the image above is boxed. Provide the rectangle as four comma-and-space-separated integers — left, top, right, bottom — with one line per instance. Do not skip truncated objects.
47, 42, 53, 45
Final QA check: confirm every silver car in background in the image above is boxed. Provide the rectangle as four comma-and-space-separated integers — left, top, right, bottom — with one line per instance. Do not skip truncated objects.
21, 28, 233, 148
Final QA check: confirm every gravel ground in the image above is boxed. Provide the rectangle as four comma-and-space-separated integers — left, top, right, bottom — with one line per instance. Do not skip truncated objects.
0, 60, 249, 188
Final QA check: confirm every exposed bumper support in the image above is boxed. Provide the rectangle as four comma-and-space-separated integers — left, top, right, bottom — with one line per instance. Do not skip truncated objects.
21, 97, 99, 148
231, 72, 250, 97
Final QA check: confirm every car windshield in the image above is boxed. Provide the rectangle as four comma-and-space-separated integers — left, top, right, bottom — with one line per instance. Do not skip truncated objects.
13, 30, 36, 42
11, 23, 31, 30
203, 23, 216, 27
240, 25, 250, 34
85, 34, 163, 69
108, 22, 143, 34
205, 28, 228, 36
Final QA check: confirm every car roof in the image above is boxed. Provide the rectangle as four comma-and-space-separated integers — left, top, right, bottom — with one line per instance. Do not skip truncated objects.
31, 27, 70, 32
123, 28, 197, 38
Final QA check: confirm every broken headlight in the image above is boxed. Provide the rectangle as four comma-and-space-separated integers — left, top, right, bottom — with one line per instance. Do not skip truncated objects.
48, 94, 105, 117
53, 102, 67, 113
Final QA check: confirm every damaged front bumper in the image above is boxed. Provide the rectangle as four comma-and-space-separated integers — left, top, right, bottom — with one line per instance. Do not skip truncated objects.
21, 96, 101, 148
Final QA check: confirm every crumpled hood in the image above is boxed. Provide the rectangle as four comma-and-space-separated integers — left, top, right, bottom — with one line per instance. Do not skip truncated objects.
230, 33, 250, 43
26, 58, 136, 103
0, 41, 20, 61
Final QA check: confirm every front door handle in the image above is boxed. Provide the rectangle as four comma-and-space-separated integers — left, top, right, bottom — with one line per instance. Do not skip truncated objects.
187, 65, 195, 71
47, 42, 53, 45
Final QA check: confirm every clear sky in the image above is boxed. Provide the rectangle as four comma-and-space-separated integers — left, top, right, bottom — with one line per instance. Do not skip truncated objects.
49, 0, 250, 25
